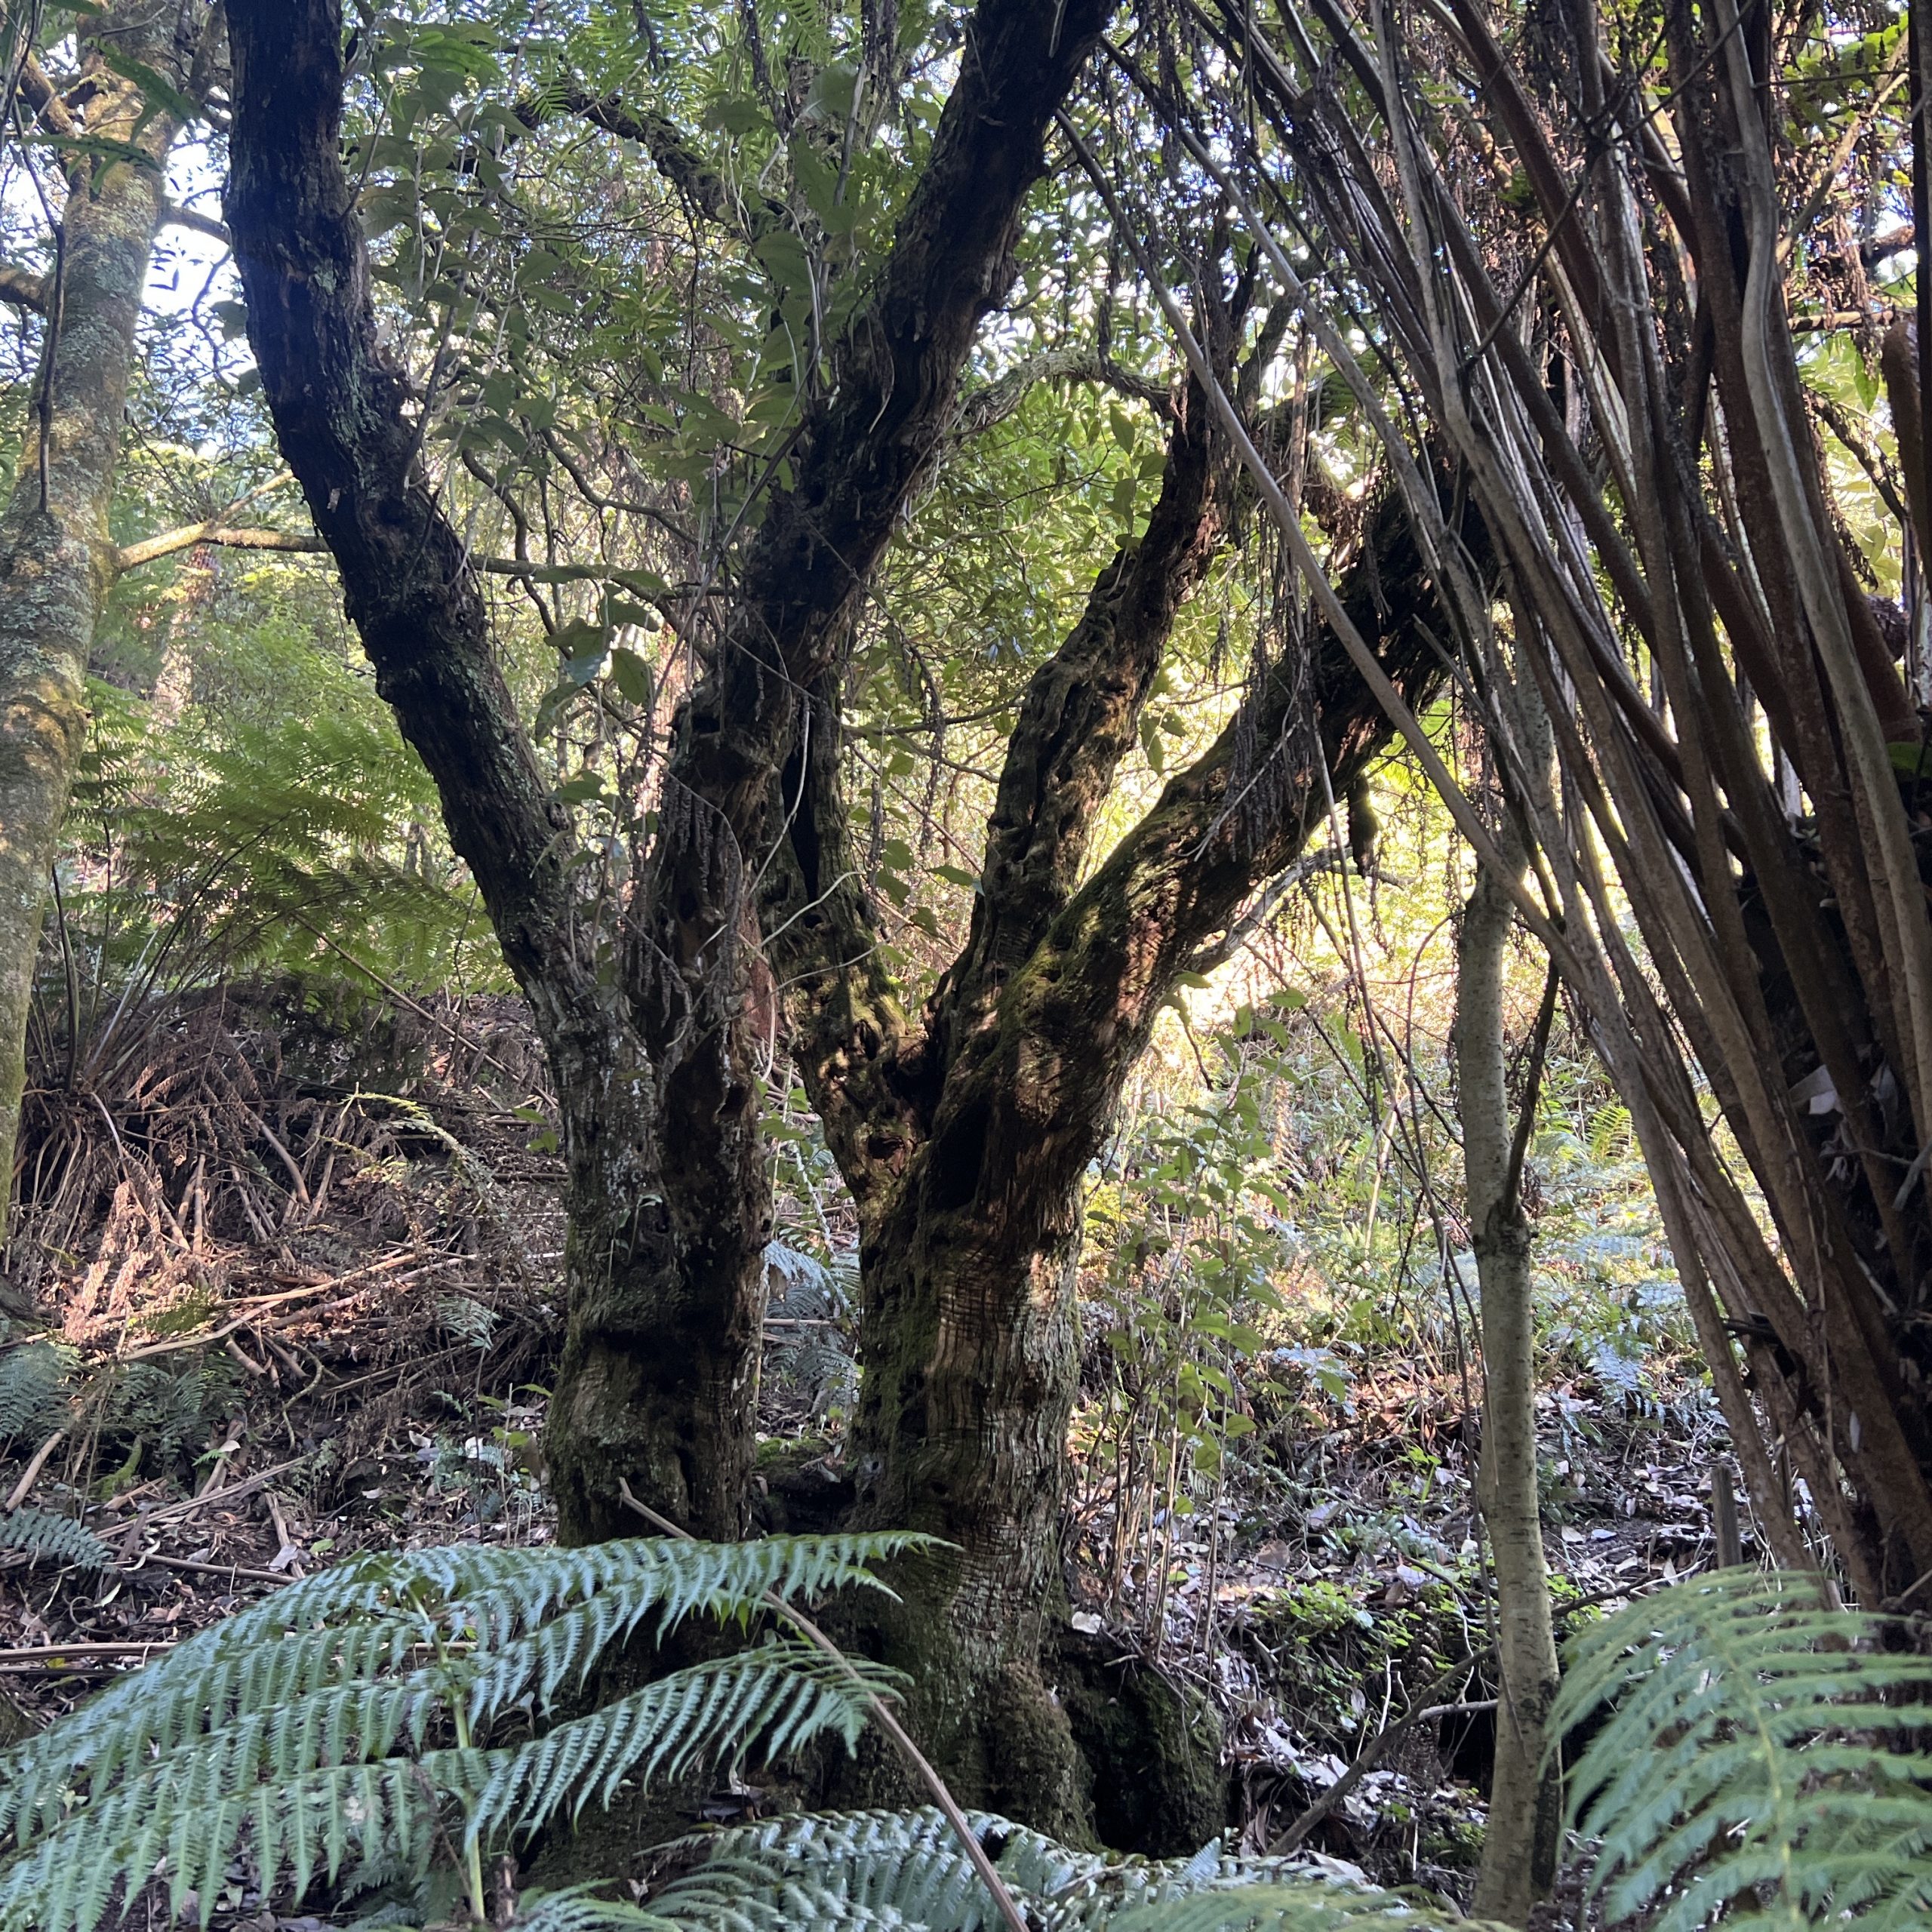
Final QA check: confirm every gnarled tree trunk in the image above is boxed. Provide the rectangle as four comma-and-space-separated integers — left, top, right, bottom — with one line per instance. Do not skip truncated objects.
767, 432, 1476, 1830
228, 0, 1115, 1549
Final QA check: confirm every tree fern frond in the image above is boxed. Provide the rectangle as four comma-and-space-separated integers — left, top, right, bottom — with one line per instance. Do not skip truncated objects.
0, 1342, 76, 1444
1555, 1567, 1932, 1930
498, 1887, 694, 1932
1100, 1889, 1495, 1932
459, 1641, 892, 1846
0, 1531, 920, 1838
0, 1536, 923, 1932
657, 1808, 1416, 1932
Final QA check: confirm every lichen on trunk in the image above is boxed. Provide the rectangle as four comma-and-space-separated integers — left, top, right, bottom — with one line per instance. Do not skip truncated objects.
0, 2, 208, 1236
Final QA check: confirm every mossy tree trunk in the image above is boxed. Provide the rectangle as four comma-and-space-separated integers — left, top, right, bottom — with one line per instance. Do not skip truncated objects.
0, 2, 211, 1236
230, 0, 1486, 1838
227, 0, 755, 1539
545, 0, 1119, 1544
766, 445, 1478, 1822
227, 0, 1115, 1546
1457, 846, 1561, 1921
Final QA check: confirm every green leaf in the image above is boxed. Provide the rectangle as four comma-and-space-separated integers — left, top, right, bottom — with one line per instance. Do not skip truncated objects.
931, 863, 980, 891
804, 63, 859, 122
552, 619, 610, 678
608, 648, 654, 708
706, 96, 768, 136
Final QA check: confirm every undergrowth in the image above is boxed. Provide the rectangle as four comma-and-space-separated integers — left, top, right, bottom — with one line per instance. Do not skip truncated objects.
0, 1561, 1919, 1931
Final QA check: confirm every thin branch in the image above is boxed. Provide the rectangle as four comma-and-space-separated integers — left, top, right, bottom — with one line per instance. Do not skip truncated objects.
161, 200, 231, 246
112, 524, 321, 571
0, 263, 45, 312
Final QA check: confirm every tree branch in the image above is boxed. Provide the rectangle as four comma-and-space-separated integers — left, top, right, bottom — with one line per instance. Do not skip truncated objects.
0, 266, 46, 313
515, 85, 732, 227
635, 0, 1118, 1008
918, 475, 1479, 1239
17, 57, 78, 139
162, 200, 231, 246
224, 0, 590, 1026
112, 523, 318, 571
761, 671, 928, 1236
934, 363, 1232, 1052
954, 344, 1173, 435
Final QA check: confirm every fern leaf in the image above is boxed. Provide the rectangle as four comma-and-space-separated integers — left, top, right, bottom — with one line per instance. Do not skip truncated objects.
0, 1508, 110, 1570
1555, 1567, 1932, 1930
656, 1808, 1435, 1932
0, 1531, 920, 1838
0, 1535, 921, 1932
0, 1343, 75, 1444
1101, 1892, 1495, 1932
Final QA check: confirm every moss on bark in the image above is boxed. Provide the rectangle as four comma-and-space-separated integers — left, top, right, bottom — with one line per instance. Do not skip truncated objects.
1053, 1626, 1229, 1855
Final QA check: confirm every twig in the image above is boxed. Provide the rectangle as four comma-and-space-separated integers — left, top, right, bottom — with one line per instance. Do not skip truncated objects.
135, 1456, 308, 1531
134, 1552, 288, 1586
224, 1335, 269, 1378
265, 1490, 303, 1577
114, 1251, 457, 1362
0, 1638, 174, 1662
5, 1430, 65, 1512
614, 1480, 1028, 1932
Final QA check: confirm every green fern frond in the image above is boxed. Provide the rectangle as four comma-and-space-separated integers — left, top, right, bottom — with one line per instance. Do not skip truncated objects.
0, 1509, 112, 1571
457, 1641, 895, 1844
1101, 1890, 1495, 1931
0, 1342, 76, 1444
0, 1533, 924, 1932
494, 1887, 690, 1932
1555, 1567, 1932, 1930
656, 1807, 1424, 1932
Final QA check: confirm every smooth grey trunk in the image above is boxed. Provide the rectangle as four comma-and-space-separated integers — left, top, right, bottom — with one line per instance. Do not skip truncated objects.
1458, 849, 1562, 1921
0, 4, 201, 1236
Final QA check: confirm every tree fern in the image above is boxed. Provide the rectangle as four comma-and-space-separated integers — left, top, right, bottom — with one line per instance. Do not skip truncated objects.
0, 1532, 921, 1932
1554, 1567, 1932, 1930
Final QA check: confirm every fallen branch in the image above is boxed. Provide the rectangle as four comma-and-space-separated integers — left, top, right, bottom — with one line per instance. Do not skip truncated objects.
5, 1430, 65, 1512
135, 1551, 289, 1585
115, 1248, 457, 1361
135, 1455, 309, 1531
0, 1639, 174, 1663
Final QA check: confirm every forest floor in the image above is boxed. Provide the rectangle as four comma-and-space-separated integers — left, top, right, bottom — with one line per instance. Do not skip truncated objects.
0, 989, 1744, 1923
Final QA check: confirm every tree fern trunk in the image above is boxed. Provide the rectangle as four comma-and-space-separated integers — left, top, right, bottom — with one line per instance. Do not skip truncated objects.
0, 3, 204, 1238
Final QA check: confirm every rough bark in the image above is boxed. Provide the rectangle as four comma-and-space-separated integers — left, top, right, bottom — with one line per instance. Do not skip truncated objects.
225, 0, 706, 1524
1457, 858, 1561, 1922
545, 0, 1117, 1544
229, 0, 1118, 1544
0, 2, 205, 1237
767, 457, 1472, 1823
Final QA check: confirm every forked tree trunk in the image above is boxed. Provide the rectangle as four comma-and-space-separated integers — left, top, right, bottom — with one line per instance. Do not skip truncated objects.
0, 3, 205, 1236
769, 454, 1478, 1831
229, 0, 1114, 1549
1457, 853, 1561, 1922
